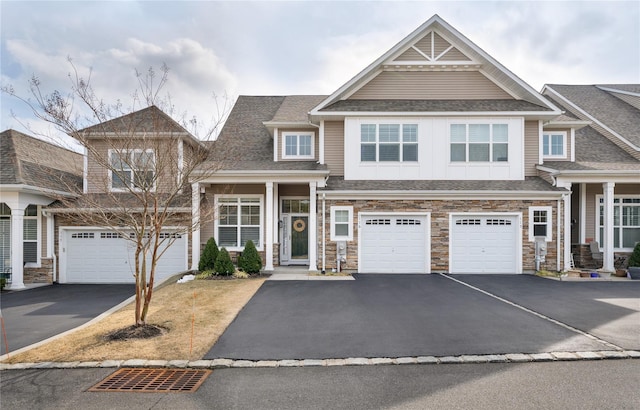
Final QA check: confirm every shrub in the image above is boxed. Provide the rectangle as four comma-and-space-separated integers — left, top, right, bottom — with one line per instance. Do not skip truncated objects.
214, 248, 235, 276
238, 240, 262, 274
0, 278, 5, 290
628, 242, 640, 267
199, 237, 219, 271
196, 270, 215, 280
233, 270, 249, 279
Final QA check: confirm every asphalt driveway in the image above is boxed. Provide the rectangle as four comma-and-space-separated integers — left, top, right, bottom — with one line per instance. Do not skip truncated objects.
204, 274, 634, 361
0, 284, 135, 354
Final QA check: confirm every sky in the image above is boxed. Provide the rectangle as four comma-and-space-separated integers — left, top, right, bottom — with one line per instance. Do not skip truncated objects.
1, 1, 639, 147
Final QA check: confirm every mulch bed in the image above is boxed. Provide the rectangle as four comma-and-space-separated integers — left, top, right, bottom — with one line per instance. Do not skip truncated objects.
105, 324, 168, 341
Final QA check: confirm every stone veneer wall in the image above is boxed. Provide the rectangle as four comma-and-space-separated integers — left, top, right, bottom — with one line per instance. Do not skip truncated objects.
318, 199, 561, 273
24, 258, 54, 283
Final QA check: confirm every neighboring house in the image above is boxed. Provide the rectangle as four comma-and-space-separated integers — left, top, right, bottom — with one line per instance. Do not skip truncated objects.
193, 14, 577, 275
0, 129, 82, 289
2, 15, 638, 285
540, 85, 640, 270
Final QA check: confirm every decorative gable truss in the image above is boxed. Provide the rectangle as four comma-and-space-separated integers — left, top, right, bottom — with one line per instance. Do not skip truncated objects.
392, 30, 475, 67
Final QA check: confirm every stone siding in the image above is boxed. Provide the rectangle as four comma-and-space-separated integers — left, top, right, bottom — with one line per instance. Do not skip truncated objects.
319, 199, 561, 273
24, 258, 54, 283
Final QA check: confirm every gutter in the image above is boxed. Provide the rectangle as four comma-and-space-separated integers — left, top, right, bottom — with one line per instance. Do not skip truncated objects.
318, 189, 567, 200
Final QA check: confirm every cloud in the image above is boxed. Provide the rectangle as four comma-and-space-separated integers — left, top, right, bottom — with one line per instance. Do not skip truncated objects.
2, 37, 238, 141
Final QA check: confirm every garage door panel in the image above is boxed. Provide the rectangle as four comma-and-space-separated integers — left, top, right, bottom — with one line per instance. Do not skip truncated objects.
450, 215, 519, 274
360, 215, 429, 274
64, 229, 186, 283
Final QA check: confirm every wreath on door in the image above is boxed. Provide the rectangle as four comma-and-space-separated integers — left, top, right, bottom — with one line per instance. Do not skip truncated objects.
293, 219, 306, 232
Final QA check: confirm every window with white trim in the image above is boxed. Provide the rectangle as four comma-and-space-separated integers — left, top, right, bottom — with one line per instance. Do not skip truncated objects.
331, 206, 353, 241
282, 132, 314, 159
23, 204, 38, 264
360, 123, 418, 162
109, 149, 156, 191
598, 197, 640, 250
528, 206, 552, 242
217, 197, 262, 249
450, 123, 508, 162
542, 132, 566, 158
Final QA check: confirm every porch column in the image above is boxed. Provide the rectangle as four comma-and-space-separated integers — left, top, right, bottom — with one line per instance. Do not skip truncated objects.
191, 182, 200, 271
309, 181, 318, 271
602, 182, 615, 271
9, 207, 25, 289
579, 183, 586, 243
563, 188, 572, 271
265, 182, 274, 271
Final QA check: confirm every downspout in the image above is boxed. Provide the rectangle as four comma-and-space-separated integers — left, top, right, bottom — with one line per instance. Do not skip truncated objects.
43, 210, 57, 283
322, 193, 326, 274
557, 199, 562, 272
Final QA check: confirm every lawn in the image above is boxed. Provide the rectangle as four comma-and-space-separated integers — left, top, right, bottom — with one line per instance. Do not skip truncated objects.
1, 277, 265, 363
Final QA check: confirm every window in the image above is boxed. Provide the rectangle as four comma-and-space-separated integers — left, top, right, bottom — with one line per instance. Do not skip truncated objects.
529, 207, 552, 242
598, 197, 640, 249
331, 206, 353, 241
110, 149, 155, 191
543, 132, 566, 158
23, 204, 38, 264
217, 197, 262, 249
450, 123, 508, 162
282, 132, 314, 159
360, 123, 418, 162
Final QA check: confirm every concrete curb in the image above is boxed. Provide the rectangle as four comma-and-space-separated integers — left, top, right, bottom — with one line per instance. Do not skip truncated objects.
2, 350, 638, 370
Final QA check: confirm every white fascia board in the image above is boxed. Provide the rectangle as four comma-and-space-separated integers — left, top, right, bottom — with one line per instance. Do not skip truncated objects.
0, 184, 78, 198
537, 165, 640, 181
543, 120, 591, 130
263, 121, 319, 128
48, 207, 192, 214
318, 190, 566, 200
312, 110, 561, 119
193, 173, 328, 186
544, 86, 640, 152
595, 86, 640, 97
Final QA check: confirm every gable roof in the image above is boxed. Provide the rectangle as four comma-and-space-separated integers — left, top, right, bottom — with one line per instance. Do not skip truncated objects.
543, 84, 640, 152
78, 105, 202, 146
1, 129, 83, 194
311, 15, 561, 117
266, 95, 327, 126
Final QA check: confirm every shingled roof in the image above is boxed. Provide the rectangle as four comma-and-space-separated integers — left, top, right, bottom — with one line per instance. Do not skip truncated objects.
545, 85, 640, 148
1, 129, 83, 194
320, 99, 552, 112
207, 96, 327, 172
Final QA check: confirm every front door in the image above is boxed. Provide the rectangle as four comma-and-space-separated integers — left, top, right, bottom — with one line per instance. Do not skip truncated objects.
280, 199, 309, 265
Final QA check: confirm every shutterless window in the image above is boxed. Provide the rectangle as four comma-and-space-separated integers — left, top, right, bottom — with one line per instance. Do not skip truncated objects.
543, 133, 565, 157
110, 150, 155, 190
218, 198, 261, 248
598, 197, 640, 249
284, 134, 313, 158
532, 210, 548, 237
334, 210, 349, 236
450, 123, 508, 162
23, 204, 37, 264
361, 123, 418, 162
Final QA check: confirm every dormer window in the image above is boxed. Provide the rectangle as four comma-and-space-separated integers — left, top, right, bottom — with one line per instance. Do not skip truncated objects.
109, 149, 156, 191
282, 132, 314, 159
542, 132, 566, 158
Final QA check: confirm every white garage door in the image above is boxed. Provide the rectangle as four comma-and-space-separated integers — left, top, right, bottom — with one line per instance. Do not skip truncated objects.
359, 214, 429, 273
450, 215, 520, 273
63, 229, 187, 283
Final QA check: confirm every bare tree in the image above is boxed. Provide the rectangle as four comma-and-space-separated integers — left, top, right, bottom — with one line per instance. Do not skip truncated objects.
3, 62, 232, 326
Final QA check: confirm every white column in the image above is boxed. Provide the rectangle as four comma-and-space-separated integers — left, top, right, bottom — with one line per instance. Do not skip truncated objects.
9, 207, 26, 289
309, 181, 318, 271
563, 188, 572, 271
273, 183, 279, 244
191, 182, 201, 270
603, 182, 615, 271
579, 183, 586, 243
319, 120, 325, 165
265, 182, 274, 271
273, 128, 279, 162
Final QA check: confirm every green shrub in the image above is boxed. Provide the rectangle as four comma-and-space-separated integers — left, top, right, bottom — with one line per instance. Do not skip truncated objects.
0, 278, 6, 290
214, 248, 235, 276
238, 240, 262, 274
629, 242, 640, 267
198, 237, 219, 271
233, 270, 249, 279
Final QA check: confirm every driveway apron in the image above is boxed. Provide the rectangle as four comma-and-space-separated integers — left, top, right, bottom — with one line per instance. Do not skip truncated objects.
205, 274, 611, 360
1, 284, 135, 353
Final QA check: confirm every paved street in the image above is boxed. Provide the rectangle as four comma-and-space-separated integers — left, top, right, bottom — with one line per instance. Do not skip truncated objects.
205, 274, 636, 360
0, 284, 134, 354
1, 360, 639, 409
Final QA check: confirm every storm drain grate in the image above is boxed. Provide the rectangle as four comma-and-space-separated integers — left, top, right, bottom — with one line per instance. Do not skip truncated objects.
88, 368, 212, 393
